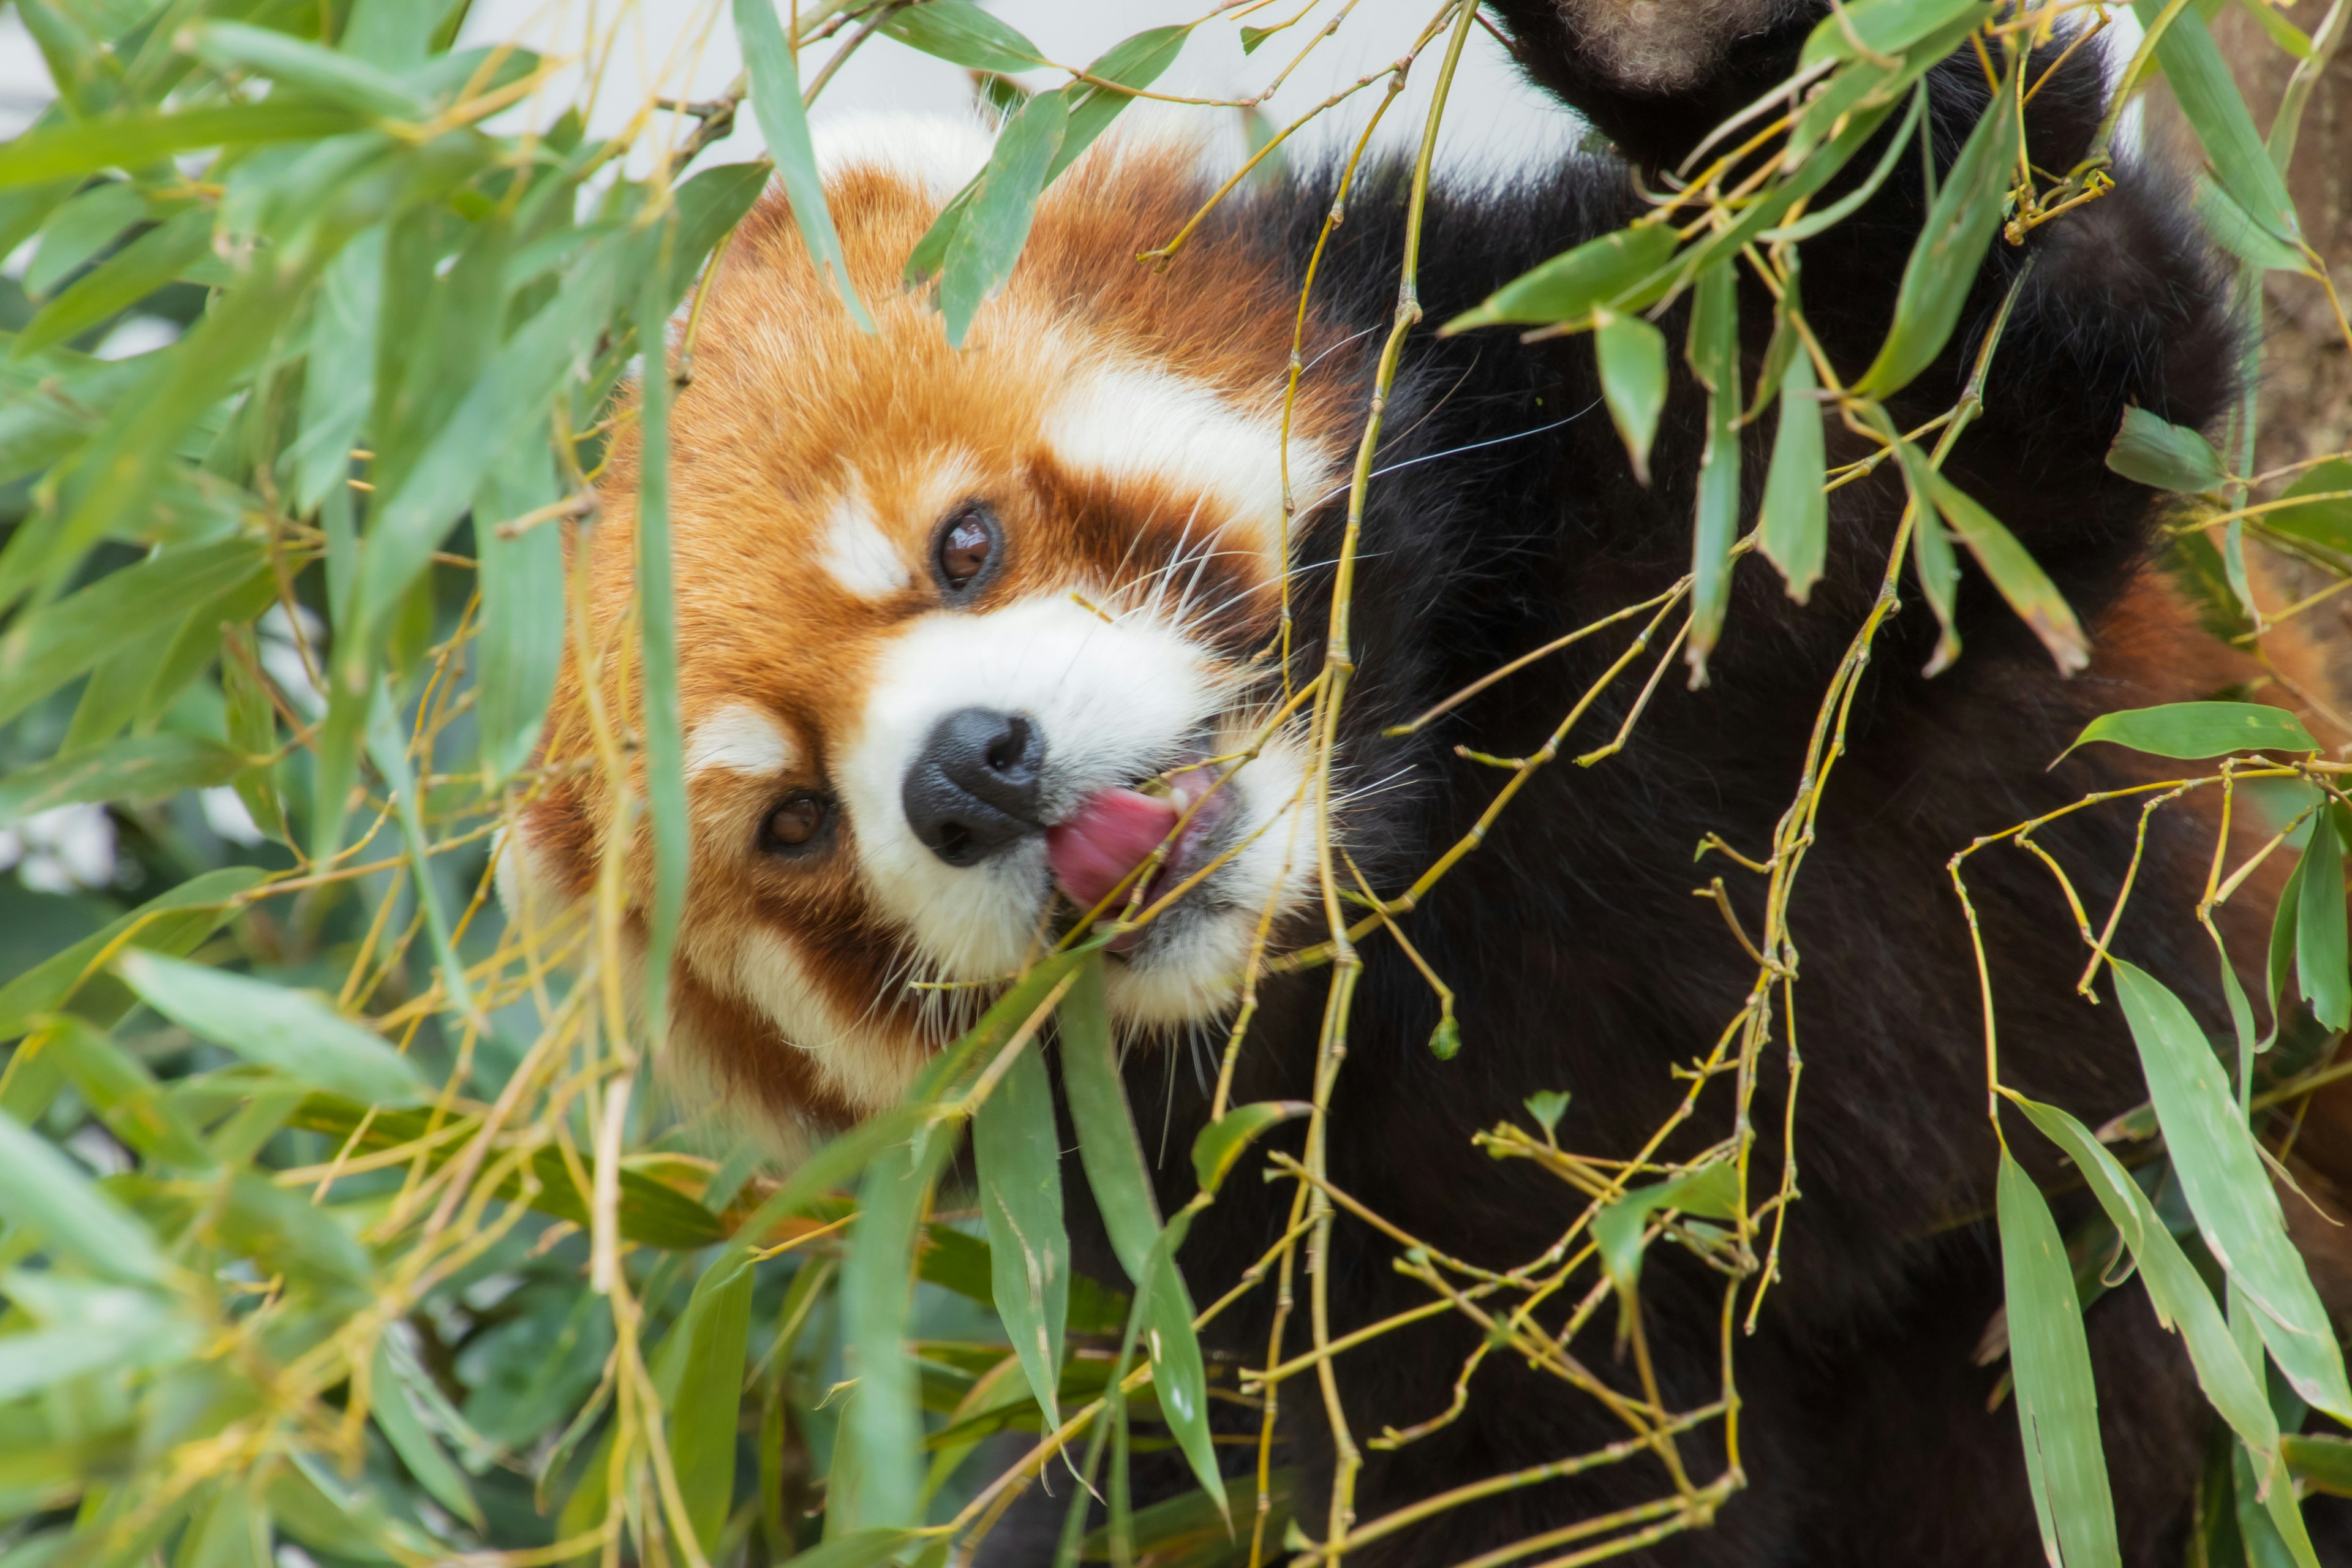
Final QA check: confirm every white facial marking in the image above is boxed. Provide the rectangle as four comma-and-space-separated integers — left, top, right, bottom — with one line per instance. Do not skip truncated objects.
726, 929, 920, 1112
818, 488, 914, 600
686, 703, 798, 779
1044, 364, 1331, 559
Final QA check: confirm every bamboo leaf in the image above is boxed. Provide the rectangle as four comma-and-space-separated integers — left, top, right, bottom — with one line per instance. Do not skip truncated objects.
1799, 0, 1989, 67
939, 90, 1066, 349
21, 181, 143, 300
184, 22, 429, 121
779, 1530, 925, 1568
1996, 1149, 2122, 1568
2295, 805, 2350, 1031
1191, 1100, 1311, 1197
0, 733, 248, 826
289, 225, 383, 514
1593, 311, 1665, 486
0, 105, 370, 191
2105, 406, 2229, 494
1759, 349, 1827, 601
42, 1014, 216, 1170
0, 866, 263, 1039
2062, 701, 2317, 760
2111, 961, 2352, 1419
116, 949, 431, 1108
1060, 953, 1161, 1283
368, 1340, 481, 1529
2255, 459, 2352, 556
733, 0, 875, 330
837, 1122, 960, 1532
662, 1254, 756, 1555
1593, 1159, 1739, 1296
636, 235, 688, 1046
973, 1033, 1068, 1430
0, 536, 266, 726
1685, 258, 1739, 684
1928, 474, 2089, 674
1129, 1216, 1224, 1512
2132, 0, 2302, 245
1046, 26, 1189, 183
0, 1107, 169, 1283
880, 2, 1046, 73
2195, 175, 2309, 276
472, 452, 565, 785
1442, 224, 1678, 334
1852, 69, 2021, 400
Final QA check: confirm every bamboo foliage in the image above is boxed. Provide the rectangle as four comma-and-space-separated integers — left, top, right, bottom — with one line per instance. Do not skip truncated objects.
0, 3, 2348, 1567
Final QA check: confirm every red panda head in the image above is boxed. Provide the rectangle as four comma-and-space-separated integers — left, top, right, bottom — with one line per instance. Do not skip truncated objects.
509, 124, 1356, 1126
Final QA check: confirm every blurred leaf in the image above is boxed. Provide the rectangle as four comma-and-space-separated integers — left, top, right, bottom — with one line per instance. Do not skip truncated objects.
1799, 0, 1988, 67
633, 246, 688, 1052
219, 625, 289, 845
472, 454, 565, 785
2063, 701, 2317, 760
1852, 69, 2020, 399
1760, 349, 1826, 602
2112, 961, 2352, 1420
1996, 1149, 2121, 1568
837, 1121, 960, 1532
1928, 473, 2089, 674
2195, 175, 2308, 275
1685, 259, 1738, 683
0, 1107, 168, 1283
780, 1530, 925, 1568
1593, 310, 1665, 486
1442, 224, 1677, 334
175, 1483, 270, 1568
41, 1014, 214, 1169
368, 1339, 481, 1529
881, 2, 1046, 73
0, 105, 371, 192
974, 1033, 1068, 1430
0, 1272, 192, 1400
1593, 1158, 1739, 1297
2105, 406, 2229, 494
0, 537, 266, 726
1524, 1089, 1570, 1136
21, 182, 144, 301
1191, 1100, 1309, 1197
116, 949, 431, 1108
940, 90, 1066, 348
660, 1253, 755, 1555
2133, 0, 2302, 245
0, 732, 247, 826
288, 225, 383, 514
185, 22, 429, 121
2287, 1433, 2352, 1496
0, 866, 263, 1039
733, 0, 875, 330
2255, 459, 2352, 556
2296, 805, 2350, 1031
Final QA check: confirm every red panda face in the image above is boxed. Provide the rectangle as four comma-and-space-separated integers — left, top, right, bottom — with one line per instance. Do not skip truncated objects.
511, 129, 1353, 1125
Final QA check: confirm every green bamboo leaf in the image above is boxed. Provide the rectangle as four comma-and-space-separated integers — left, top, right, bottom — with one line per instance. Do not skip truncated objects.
1192, 1101, 1311, 1197
2105, 406, 2229, 494
184, 22, 429, 121
2255, 459, 2352, 556
0, 104, 370, 191
1525, 1089, 1570, 1136
176, 1485, 270, 1568
973, 1034, 1068, 1430
0, 866, 263, 1039
1045, 26, 1189, 183
939, 90, 1066, 349
2286, 1433, 2352, 1495
2063, 701, 2317, 761
837, 1124, 961, 1532
661, 1254, 756, 1555
2296, 805, 2350, 1031
1593, 311, 1665, 486
880, 2, 1046, 72
1441, 224, 1679, 334
2195, 175, 2309, 276
0, 1108, 169, 1283
0, 732, 248, 826
1759, 349, 1827, 601
42, 1014, 216, 1169
116, 949, 431, 1108
368, 1340, 481, 1529
22, 181, 144, 300
636, 238, 689, 1046
1852, 69, 2021, 399
1061, 953, 1161, 1282
1686, 260, 1739, 683
2133, 0, 2302, 245
665, 160, 771, 314
472, 454, 565, 785
1593, 1158, 1740, 1297
1798, 0, 1988, 67
220, 624, 289, 845
733, 0, 876, 330
780, 1530, 925, 1568
1996, 1149, 2122, 1568
288, 225, 383, 513
0, 537, 265, 725
2010, 1097, 2278, 1460
0, 1273, 192, 1400
1128, 1216, 1224, 1513
1928, 474, 2089, 674
2111, 961, 2352, 1419
364, 682, 475, 1023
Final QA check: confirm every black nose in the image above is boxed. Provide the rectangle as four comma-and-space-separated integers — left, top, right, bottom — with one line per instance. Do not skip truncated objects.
903, 708, 1047, 866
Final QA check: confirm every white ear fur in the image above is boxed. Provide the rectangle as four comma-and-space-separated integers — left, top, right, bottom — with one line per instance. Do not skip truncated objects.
810, 113, 995, 200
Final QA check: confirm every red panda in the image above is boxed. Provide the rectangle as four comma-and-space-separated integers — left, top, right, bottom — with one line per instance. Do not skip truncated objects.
505, 6, 2352, 1562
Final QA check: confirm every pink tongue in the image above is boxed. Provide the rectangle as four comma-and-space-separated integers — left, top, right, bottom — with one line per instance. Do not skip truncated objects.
1047, 789, 1180, 913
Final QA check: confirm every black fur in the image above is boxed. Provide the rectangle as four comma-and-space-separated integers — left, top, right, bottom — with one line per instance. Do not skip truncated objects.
1011, 11, 2274, 1564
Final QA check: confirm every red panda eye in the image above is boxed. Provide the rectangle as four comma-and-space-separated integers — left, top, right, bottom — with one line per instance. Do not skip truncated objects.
763, 793, 829, 853
934, 505, 1000, 594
